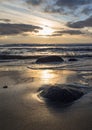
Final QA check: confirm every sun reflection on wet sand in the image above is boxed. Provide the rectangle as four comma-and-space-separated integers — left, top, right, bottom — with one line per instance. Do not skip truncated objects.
24, 69, 77, 102
26, 69, 77, 87
34, 69, 76, 85
40, 70, 55, 84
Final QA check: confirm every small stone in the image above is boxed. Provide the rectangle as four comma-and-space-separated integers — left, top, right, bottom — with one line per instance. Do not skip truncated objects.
3, 85, 8, 89
68, 58, 78, 61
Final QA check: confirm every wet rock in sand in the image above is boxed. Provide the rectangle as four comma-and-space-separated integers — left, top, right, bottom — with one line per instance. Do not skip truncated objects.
36, 56, 64, 64
68, 58, 78, 61
38, 85, 84, 103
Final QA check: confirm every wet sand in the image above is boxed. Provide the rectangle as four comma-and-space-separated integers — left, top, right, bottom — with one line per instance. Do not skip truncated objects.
0, 66, 92, 130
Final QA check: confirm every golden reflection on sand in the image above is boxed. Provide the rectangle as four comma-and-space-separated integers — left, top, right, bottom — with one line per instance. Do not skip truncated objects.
40, 70, 55, 84
36, 69, 76, 85
24, 69, 77, 101
27, 69, 76, 85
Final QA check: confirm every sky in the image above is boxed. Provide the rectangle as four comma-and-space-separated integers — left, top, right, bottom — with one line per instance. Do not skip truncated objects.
0, 0, 92, 44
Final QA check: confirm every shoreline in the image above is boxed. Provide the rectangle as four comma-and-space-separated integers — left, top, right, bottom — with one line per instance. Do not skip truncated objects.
0, 54, 92, 60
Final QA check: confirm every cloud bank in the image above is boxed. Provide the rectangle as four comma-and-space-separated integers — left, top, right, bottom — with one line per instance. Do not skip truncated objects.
0, 19, 11, 22
67, 16, 92, 28
56, 0, 92, 8
0, 23, 42, 36
25, 0, 92, 15
52, 29, 85, 36
26, 0, 42, 5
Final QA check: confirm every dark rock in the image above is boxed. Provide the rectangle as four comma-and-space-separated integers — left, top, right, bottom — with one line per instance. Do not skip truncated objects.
36, 56, 64, 64
38, 85, 83, 103
68, 58, 78, 61
3, 85, 8, 89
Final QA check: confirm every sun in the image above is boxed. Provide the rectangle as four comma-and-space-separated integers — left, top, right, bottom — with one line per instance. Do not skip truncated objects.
38, 26, 54, 36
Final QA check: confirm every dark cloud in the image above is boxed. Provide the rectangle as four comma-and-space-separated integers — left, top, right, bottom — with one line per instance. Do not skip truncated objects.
26, 0, 42, 5
0, 19, 11, 22
52, 29, 85, 36
67, 16, 92, 28
56, 0, 92, 8
44, 6, 62, 13
81, 8, 92, 15
25, 0, 92, 17
0, 23, 42, 36
44, 5, 68, 15
26, 0, 92, 7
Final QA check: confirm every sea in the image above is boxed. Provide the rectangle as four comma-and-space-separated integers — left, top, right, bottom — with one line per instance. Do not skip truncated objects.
0, 43, 92, 71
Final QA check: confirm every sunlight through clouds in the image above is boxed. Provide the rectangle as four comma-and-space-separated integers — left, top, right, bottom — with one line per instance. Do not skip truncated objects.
38, 26, 54, 36
0, 0, 92, 43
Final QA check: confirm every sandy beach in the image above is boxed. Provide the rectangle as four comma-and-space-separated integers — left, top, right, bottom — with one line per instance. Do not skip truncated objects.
0, 65, 92, 130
